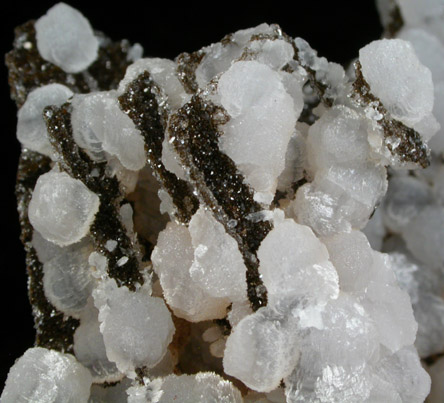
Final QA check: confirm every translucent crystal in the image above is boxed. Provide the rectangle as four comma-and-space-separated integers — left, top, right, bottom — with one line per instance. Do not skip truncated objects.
359, 39, 434, 127
35, 2, 98, 73
71, 91, 146, 170
402, 206, 444, 269
306, 106, 370, 175
93, 280, 175, 374
1, 347, 92, 402
152, 221, 230, 321
28, 170, 100, 246
43, 241, 95, 317
223, 307, 300, 392
257, 219, 339, 305
73, 301, 121, 382
17, 83, 73, 157
218, 60, 299, 204
156, 373, 243, 402
189, 207, 247, 301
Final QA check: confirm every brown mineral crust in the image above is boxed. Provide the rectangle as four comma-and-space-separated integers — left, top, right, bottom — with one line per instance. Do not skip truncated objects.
353, 61, 430, 168
176, 51, 205, 94
5, 21, 89, 108
43, 103, 144, 290
170, 95, 270, 311
87, 33, 139, 92
117, 71, 199, 223
16, 150, 79, 352
6, 21, 137, 108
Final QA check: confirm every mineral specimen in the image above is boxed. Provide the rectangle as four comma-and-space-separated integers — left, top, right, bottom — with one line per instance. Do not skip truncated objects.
3, 0, 444, 401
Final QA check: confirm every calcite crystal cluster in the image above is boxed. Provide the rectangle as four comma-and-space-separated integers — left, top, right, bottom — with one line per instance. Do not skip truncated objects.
3, 1, 444, 401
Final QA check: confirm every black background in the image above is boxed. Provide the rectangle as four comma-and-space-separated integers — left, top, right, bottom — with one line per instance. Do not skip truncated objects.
0, 0, 382, 389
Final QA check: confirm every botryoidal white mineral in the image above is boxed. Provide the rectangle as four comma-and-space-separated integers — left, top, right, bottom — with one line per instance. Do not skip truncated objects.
3, 0, 444, 401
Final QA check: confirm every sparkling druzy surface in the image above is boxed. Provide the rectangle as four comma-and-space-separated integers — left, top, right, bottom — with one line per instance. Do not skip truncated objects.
3, 1, 444, 402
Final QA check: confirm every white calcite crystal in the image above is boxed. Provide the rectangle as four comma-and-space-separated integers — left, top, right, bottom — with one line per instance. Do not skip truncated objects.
155, 373, 243, 402
35, 3, 98, 73
359, 39, 434, 128
5, 1, 444, 402
1, 347, 92, 402
42, 240, 95, 317
71, 91, 146, 170
188, 206, 247, 301
224, 306, 300, 392
17, 83, 73, 157
257, 219, 339, 306
93, 279, 175, 375
218, 60, 299, 204
28, 170, 100, 246
152, 221, 231, 322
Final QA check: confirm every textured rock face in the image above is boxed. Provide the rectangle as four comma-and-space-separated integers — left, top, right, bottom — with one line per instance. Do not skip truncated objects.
3, 1, 444, 402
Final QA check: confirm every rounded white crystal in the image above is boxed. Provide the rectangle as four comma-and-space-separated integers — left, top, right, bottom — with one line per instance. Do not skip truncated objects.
359, 39, 434, 127
95, 282, 175, 374
71, 91, 146, 170
1, 347, 92, 403
17, 83, 73, 157
306, 105, 370, 175
189, 207, 247, 301
402, 206, 444, 269
152, 221, 230, 321
360, 281, 417, 352
118, 58, 188, 110
323, 230, 374, 293
218, 60, 298, 202
258, 219, 339, 305
223, 307, 300, 393
43, 244, 95, 317
28, 171, 100, 246
35, 3, 99, 73
382, 175, 432, 234
293, 164, 387, 236
73, 303, 121, 382
299, 294, 379, 371
375, 346, 431, 402
398, 27, 444, 83
157, 373, 243, 403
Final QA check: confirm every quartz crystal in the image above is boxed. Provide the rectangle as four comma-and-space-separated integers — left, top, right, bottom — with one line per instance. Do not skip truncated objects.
3, 1, 444, 401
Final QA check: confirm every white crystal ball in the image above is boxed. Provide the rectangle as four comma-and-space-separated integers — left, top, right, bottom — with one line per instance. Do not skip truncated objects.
28, 171, 100, 246
359, 39, 434, 127
35, 2, 99, 73
1, 347, 92, 403
17, 83, 73, 157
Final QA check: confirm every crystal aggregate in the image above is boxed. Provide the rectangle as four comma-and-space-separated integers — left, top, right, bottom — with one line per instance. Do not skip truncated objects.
2, 1, 444, 401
